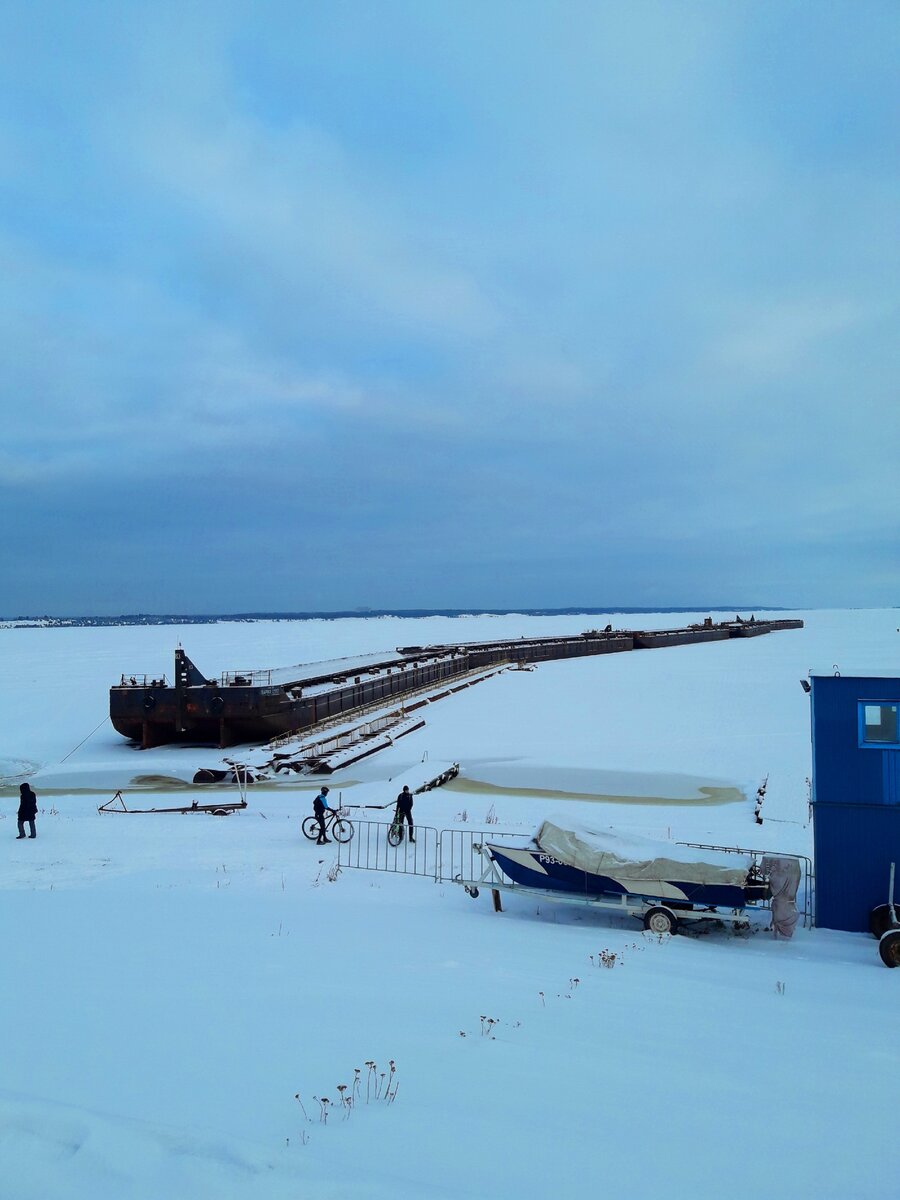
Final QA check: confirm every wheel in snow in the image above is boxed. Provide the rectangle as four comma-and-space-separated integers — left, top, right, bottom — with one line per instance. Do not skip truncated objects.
465, 886, 480, 899
643, 907, 678, 935
869, 904, 897, 939
879, 929, 900, 968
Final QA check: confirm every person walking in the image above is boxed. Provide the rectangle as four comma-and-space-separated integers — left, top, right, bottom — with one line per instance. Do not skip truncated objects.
395, 785, 414, 843
312, 786, 331, 845
17, 782, 37, 839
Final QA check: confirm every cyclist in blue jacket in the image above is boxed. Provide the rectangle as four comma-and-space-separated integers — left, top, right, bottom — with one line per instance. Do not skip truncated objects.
313, 786, 331, 844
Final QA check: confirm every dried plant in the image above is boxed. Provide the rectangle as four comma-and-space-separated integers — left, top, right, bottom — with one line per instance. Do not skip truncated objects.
296, 1059, 399, 1136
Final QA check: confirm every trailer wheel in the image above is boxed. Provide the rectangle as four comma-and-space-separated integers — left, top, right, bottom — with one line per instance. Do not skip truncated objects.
879, 929, 900, 968
869, 904, 897, 939
644, 907, 678, 935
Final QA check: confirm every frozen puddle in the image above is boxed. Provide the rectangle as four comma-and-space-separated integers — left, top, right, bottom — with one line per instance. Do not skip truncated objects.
0, 757, 41, 786
448, 765, 745, 806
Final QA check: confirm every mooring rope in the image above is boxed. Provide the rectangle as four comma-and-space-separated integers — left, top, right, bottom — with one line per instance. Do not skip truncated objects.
59, 715, 111, 763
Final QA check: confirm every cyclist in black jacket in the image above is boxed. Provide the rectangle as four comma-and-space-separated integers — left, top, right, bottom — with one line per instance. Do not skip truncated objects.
395, 785, 414, 843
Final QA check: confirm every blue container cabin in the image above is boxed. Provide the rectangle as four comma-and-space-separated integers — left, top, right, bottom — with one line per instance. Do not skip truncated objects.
810, 672, 900, 932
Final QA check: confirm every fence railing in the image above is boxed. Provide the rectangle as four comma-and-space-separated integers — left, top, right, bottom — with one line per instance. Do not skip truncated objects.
339, 821, 439, 878
338, 822, 540, 885
219, 669, 274, 686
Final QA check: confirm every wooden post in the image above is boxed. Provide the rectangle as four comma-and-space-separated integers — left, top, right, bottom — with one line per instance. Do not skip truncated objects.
492, 888, 503, 913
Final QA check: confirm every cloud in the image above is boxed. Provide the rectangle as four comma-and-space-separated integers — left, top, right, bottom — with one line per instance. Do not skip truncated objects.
711, 296, 878, 376
0, 1, 897, 612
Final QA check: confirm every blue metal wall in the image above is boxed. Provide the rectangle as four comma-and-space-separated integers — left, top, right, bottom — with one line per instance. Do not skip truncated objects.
811, 675, 900, 932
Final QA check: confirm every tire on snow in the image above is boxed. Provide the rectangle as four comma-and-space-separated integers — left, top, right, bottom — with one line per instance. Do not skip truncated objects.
879, 929, 900, 968
869, 904, 898, 939
643, 906, 678, 936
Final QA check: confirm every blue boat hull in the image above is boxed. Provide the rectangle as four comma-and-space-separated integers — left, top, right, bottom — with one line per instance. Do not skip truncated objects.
487, 844, 761, 910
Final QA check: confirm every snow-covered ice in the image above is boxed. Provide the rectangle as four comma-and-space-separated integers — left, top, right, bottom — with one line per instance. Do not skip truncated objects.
0, 609, 897, 1198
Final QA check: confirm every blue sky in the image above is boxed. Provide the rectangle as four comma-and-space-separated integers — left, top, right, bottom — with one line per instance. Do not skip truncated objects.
1, 1, 897, 615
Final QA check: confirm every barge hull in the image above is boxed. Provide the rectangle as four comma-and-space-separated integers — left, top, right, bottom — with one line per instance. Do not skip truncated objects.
110, 619, 803, 748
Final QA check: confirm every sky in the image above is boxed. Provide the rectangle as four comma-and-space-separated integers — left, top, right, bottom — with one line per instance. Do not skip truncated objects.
1, 0, 897, 616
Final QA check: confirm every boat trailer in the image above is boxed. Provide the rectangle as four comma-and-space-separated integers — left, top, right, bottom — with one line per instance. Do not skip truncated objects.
456, 841, 795, 934
337, 822, 812, 934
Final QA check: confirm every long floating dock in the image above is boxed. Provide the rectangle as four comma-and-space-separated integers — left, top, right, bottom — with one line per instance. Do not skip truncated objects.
109, 616, 803, 748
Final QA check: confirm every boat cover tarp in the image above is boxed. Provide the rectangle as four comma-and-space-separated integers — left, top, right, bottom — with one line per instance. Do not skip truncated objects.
534, 820, 750, 886
761, 855, 801, 937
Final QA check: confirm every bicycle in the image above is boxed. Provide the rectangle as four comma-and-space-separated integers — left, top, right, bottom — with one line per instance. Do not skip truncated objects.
387, 808, 415, 847
301, 807, 354, 844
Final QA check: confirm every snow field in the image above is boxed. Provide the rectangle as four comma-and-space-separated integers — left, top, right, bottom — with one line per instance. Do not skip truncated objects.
1, 608, 897, 1198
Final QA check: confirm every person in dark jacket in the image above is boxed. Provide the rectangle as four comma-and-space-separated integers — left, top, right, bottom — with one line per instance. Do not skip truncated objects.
312, 786, 331, 845
17, 783, 37, 839
395, 785, 414, 842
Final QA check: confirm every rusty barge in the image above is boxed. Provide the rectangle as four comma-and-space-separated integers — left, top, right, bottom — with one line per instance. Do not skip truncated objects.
110, 616, 803, 749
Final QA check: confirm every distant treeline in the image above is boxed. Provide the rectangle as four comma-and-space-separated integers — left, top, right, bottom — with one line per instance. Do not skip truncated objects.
3, 606, 787, 629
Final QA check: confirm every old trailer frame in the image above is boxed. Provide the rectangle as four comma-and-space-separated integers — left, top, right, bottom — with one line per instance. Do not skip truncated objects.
98, 790, 248, 816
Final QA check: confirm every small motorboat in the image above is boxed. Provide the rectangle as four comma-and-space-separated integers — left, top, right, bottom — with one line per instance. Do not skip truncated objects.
480, 820, 772, 931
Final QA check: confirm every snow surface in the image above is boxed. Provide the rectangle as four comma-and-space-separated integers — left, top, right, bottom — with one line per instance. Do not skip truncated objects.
1, 608, 898, 1199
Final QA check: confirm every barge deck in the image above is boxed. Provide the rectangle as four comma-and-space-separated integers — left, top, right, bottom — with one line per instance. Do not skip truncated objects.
110, 617, 803, 748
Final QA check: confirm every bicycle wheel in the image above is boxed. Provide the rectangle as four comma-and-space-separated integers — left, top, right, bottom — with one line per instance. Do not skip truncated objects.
301, 816, 320, 841
387, 823, 404, 847
331, 818, 354, 843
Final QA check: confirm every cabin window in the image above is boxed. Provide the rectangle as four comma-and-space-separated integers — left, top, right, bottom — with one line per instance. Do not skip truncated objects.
859, 703, 899, 746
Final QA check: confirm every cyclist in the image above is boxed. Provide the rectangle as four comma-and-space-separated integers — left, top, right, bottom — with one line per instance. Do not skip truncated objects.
395, 785, 415, 843
312, 786, 331, 844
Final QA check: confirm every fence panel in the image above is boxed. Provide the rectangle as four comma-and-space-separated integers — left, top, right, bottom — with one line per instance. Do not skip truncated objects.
338, 820, 440, 878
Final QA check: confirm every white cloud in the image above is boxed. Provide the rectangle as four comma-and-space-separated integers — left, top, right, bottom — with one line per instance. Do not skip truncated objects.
710, 297, 878, 376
